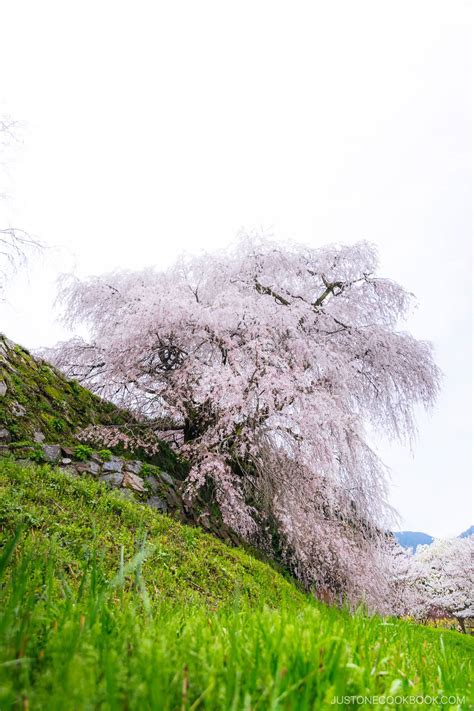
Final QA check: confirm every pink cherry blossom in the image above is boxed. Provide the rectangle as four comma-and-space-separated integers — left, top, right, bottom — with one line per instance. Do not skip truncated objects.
45, 234, 440, 608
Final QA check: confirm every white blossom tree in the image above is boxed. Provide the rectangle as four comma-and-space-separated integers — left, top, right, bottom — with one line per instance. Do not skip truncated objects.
410, 537, 474, 631
388, 536, 474, 631
47, 235, 440, 608
386, 540, 426, 618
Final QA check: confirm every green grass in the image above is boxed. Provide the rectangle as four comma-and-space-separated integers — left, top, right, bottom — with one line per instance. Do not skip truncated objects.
0, 459, 300, 607
0, 460, 472, 710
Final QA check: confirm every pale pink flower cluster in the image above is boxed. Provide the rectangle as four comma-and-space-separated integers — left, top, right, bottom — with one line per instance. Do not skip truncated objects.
45, 235, 440, 608
389, 536, 474, 626
77, 424, 162, 454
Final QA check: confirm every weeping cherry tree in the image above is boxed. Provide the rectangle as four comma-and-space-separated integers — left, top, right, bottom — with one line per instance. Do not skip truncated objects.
47, 235, 440, 608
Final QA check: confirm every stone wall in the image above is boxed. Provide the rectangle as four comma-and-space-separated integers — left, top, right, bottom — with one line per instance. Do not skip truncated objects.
0, 442, 241, 547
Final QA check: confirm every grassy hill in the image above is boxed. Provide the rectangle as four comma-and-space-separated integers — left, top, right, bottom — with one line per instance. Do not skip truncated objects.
0, 334, 134, 445
0, 458, 297, 607
0, 334, 185, 478
0, 459, 472, 710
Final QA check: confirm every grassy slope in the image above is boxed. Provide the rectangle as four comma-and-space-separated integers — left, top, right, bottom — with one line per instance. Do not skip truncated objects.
0, 459, 297, 607
0, 460, 472, 710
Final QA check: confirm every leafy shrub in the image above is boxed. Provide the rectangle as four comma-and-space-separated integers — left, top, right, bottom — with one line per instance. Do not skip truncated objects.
73, 444, 94, 461
141, 462, 160, 477
29, 446, 45, 463
52, 417, 67, 433
98, 449, 112, 461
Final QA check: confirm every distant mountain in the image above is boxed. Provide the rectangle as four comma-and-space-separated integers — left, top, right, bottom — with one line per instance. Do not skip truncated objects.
394, 526, 473, 551
394, 531, 434, 551
459, 525, 474, 539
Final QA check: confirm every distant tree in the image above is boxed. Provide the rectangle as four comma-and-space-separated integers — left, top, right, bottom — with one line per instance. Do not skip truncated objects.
389, 535, 474, 631
0, 116, 41, 298
410, 537, 474, 631
47, 235, 440, 608
386, 540, 426, 617
0, 227, 41, 297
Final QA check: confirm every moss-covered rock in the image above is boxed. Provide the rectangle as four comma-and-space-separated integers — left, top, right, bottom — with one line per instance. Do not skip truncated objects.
0, 334, 186, 478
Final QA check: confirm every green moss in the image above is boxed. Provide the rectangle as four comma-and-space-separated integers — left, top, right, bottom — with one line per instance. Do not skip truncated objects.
39, 412, 55, 427
43, 384, 62, 400
0, 335, 144, 445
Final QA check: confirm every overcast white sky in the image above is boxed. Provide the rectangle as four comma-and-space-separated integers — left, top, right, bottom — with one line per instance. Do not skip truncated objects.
0, 1, 471, 536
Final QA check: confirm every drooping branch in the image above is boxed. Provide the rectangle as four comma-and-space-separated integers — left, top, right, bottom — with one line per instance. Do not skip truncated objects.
45, 234, 439, 609
0, 229, 43, 297
0, 118, 43, 296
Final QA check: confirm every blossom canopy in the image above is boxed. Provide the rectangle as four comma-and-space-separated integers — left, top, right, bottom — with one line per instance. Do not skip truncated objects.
48, 235, 440, 605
